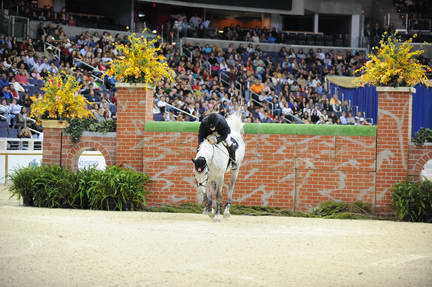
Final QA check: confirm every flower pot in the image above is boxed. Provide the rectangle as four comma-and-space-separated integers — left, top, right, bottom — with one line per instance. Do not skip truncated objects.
376, 87, 416, 93
116, 82, 148, 88
41, 120, 69, 129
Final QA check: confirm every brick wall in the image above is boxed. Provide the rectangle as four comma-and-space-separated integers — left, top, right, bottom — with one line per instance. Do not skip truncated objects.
375, 87, 414, 213
42, 127, 64, 166
115, 83, 153, 172
408, 144, 432, 181
143, 132, 376, 212
41, 85, 432, 214
62, 132, 116, 170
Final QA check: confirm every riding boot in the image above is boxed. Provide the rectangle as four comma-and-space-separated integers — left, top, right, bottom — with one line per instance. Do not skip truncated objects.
228, 144, 238, 170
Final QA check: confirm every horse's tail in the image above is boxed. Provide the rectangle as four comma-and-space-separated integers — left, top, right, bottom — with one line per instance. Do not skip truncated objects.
227, 112, 244, 135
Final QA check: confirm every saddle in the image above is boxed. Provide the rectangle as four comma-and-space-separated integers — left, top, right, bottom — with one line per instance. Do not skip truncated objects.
223, 138, 238, 170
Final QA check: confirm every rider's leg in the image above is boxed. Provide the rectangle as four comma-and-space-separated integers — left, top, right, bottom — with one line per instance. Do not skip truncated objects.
225, 135, 237, 169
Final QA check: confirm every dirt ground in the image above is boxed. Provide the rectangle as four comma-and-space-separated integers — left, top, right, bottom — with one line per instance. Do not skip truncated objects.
1, 185, 432, 287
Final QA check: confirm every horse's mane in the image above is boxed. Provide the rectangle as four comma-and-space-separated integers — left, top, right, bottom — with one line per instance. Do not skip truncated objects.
196, 139, 214, 159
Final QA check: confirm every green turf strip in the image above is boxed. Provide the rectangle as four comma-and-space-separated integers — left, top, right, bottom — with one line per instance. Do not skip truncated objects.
144, 121, 376, 136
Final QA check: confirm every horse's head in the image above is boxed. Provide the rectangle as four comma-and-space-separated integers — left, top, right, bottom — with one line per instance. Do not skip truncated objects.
192, 156, 208, 194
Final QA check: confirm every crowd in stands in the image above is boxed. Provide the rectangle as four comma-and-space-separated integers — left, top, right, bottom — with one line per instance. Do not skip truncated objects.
153, 41, 371, 125
5, 0, 75, 26
393, 0, 431, 16
0, 19, 395, 140
4, 0, 123, 30
0, 25, 121, 138
164, 14, 350, 47
393, 0, 432, 33
8, 11, 432, 138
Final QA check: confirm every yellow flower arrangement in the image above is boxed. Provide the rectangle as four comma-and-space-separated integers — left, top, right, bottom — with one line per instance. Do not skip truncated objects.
106, 31, 173, 84
356, 33, 431, 87
30, 73, 93, 121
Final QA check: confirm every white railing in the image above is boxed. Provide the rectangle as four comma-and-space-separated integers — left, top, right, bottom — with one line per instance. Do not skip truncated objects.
44, 41, 103, 82
182, 47, 193, 62
248, 88, 274, 114
44, 42, 61, 59
72, 58, 103, 82
164, 102, 199, 120
219, 70, 244, 106
0, 138, 42, 151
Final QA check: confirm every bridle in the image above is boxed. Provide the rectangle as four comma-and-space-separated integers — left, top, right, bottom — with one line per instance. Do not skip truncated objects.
194, 144, 215, 189
195, 167, 209, 187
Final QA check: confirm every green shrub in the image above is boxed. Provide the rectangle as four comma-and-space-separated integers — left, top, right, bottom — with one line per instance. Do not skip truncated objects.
88, 166, 150, 211
32, 165, 77, 208
65, 118, 116, 144
9, 165, 150, 211
74, 167, 104, 209
9, 166, 41, 206
412, 128, 432, 146
392, 179, 432, 222
9, 165, 76, 208
311, 201, 372, 218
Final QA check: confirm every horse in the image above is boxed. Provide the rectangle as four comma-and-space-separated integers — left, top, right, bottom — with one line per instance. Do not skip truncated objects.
192, 113, 245, 221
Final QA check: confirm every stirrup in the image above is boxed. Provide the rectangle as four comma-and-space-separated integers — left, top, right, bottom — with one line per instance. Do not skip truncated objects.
231, 161, 238, 170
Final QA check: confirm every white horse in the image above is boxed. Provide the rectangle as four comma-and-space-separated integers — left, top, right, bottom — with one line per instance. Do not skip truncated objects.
192, 113, 245, 221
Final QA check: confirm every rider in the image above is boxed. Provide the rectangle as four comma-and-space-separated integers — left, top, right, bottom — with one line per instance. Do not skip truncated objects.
198, 113, 238, 170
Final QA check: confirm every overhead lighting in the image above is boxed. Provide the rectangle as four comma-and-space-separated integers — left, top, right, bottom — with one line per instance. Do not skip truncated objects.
218, 30, 224, 34
152, 30, 157, 34
172, 42, 176, 45
138, 13, 145, 17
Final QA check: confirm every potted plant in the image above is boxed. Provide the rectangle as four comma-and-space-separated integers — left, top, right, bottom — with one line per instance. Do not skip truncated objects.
31, 73, 93, 128
355, 33, 431, 213
356, 33, 430, 88
106, 31, 173, 85
105, 31, 174, 172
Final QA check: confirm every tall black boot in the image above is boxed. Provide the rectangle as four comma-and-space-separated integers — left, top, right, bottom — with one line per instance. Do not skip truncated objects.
228, 144, 238, 170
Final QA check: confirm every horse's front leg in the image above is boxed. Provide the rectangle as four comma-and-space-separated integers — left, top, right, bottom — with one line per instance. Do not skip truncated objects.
201, 192, 209, 215
214, 178, 224, 222
224, 168, 240, 218
206, 182, 215, 218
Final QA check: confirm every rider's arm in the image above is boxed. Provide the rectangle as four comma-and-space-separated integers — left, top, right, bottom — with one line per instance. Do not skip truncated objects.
198, 121, 208, 144
216, 120, 231, 143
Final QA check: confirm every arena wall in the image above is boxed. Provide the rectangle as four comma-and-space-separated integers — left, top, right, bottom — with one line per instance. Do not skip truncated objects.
42, 85, 432, 214
143, 123, 377, 212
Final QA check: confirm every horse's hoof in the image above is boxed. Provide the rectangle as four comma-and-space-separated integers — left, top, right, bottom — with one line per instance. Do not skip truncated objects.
208, 208, 215, 218
213, 214, 222, 222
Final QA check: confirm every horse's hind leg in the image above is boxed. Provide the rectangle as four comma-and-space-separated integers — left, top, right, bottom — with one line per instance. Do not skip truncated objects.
224, 168, 240, 218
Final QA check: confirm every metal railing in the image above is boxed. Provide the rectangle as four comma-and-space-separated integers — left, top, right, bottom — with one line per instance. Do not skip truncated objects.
44, 42, 61, 59
72, 58, 103, 82
180, 37, 369, 55
248, 88, 274, 114
218, 70, 244, 107
164, 102, 199, 120
182, 46, 193, 62
43, 41, 103, 83
1, 13, 29, 40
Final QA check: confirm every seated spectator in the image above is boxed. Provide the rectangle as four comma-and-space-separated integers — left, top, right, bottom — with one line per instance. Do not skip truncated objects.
1, 85, 13, 101
15, 69, 30, 85
339, 112, 348, 125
